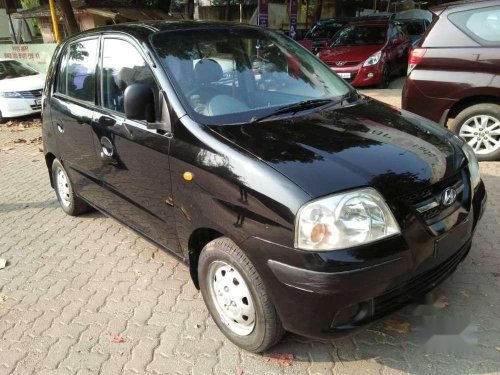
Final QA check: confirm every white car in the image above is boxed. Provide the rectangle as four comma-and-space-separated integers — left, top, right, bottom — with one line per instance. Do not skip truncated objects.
0, 59, 46, 123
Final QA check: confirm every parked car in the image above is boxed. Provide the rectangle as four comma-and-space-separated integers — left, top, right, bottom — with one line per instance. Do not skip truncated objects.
303, 18, 353, 54
397, 18, 431, 46
42, 21, 486, 353
317, 20, 411, 88
0, 59, 44, 123
403, 0, 500, 161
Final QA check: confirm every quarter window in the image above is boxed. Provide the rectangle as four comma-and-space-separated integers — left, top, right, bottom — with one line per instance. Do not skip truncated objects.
101, 38, 159, 114
449, 6, 500, 45
56, 39, 98, 103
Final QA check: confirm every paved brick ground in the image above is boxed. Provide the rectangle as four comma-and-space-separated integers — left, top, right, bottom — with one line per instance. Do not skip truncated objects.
1, 115, 499, 375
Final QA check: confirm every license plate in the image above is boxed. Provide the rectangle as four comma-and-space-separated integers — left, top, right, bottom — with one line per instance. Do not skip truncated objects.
35, 99, 41, 105
337, 72, 351, 79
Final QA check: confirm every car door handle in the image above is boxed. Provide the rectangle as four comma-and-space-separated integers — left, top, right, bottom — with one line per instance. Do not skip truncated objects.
98, 115, 117, 127
56, 123, 64, 133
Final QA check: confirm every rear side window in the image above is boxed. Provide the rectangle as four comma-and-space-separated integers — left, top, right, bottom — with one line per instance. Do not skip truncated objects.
56, 38, 98, 103
449, 6, 500, 45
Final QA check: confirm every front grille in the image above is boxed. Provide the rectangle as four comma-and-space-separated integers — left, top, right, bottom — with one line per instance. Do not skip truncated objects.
328, 61, 360, 67
374, 242, 469, 316
30, 104, 41, 110
19, 90, 42, 99
403, 170, 466, 222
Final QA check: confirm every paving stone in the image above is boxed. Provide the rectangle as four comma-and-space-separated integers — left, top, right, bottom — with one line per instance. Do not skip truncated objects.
1, 121, 500, 374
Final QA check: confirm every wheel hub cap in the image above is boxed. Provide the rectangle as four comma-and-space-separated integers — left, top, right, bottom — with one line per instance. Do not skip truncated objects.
56, 168, 71, 207
208, 261, 255, 336
460, 114, 500, 155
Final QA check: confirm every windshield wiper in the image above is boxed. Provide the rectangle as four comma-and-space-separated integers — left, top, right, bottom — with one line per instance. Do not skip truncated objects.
250, 92, 356, 124
250, 99, 333, 124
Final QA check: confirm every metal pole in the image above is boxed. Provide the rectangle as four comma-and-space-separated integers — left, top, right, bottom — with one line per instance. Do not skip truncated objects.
305, 0, 309, 31
49, 0, 62, 44
7, 13, 18, 44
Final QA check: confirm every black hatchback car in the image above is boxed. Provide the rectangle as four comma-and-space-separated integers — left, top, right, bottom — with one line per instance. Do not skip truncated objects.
42, 21, 486, 353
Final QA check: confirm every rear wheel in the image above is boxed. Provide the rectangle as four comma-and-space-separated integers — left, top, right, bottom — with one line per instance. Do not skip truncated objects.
451, 103, 500, 161
0, 111, 5, 124
52, 159, 90, 216
198, 237, 284, 353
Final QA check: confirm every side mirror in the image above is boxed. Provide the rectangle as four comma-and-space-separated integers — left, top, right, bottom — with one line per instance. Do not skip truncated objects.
124, 83, 155, 123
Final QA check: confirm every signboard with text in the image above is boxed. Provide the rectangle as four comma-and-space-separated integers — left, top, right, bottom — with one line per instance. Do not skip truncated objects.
258, 0, 268, 27
289, 0, 298, 39
0, 44, 57, 73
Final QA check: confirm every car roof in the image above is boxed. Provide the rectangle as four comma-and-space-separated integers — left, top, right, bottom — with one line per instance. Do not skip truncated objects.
63, 20, 263, 44
431, 0, 500, 13
316, 18, 353, 25
348, 20, 391, 27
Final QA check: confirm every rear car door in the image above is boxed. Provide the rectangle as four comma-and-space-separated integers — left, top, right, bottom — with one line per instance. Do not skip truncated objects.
50, 37, 100, 201
90, 35, 181, 255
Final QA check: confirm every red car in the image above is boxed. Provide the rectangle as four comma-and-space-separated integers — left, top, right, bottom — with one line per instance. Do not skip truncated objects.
403, 0, 500, 161
317, 20, 411, 88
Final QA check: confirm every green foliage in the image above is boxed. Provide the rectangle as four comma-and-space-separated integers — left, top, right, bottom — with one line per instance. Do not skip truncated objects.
20, 0, 41, 35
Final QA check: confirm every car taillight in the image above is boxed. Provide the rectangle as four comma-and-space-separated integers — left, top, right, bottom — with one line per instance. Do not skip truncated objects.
408, 48, 427, 75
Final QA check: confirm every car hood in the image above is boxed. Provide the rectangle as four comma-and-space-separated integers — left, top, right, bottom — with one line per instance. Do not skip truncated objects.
319, 44, 383, 63
0, 73, 45, 92
209, 99, 463, 200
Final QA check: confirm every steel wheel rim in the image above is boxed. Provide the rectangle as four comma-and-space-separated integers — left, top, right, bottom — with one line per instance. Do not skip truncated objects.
208, 261, 256, 336
56, 167, 71, 207
460, 114, 500, 155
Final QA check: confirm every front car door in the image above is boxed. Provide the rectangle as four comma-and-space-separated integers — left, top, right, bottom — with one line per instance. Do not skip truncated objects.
90, 35, 181, 256
50, 37, 101, 201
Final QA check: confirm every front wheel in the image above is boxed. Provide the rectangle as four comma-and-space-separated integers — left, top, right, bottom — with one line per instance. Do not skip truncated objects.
0, 111, 5, 124
451, 103, 500, 161
198, 237, 284, 353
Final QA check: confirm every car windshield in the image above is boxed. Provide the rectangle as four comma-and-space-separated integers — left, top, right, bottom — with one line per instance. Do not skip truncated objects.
329, 25, 387, 47
151, 27, 350, 125
306, 23, 345, 39
0, 60, 38, 80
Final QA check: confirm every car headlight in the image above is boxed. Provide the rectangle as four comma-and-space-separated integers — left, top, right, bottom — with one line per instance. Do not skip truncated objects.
295, 187, 400, 251
0, 91, 22, 98
363, 51, 382, 67
462, 143, 481, 190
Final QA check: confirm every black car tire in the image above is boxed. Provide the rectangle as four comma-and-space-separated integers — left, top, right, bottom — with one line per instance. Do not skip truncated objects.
0, 111, 5, 124
451, 103, 500, 161
52, 159, 89, 216
378, 64, 390, 89
198, 237, 285, 353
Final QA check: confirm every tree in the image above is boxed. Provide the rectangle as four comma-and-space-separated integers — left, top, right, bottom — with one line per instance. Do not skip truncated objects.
57, 0, 79, 35
185, 0, 194, 19
314, 0, 323, 22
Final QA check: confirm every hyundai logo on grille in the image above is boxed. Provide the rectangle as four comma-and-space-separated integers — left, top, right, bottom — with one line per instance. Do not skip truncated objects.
335, 61, 346, 66
441, 187, 457, 206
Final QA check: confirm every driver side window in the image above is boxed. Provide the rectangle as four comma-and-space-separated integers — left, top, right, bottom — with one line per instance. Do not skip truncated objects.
101, 38, 159, 115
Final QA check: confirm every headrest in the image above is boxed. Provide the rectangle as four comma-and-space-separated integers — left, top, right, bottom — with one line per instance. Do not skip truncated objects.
195, 59, 223, 85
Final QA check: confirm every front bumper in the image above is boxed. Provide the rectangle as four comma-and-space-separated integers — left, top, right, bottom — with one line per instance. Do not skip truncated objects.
329, 62, 384, 87
241, 181, 486, 339
0, 97, 42, 118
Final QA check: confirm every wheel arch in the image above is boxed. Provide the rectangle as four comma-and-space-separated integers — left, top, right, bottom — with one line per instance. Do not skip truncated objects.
447, 95, 500, 122
45, 152, 57, 188
188, 227, 224, 289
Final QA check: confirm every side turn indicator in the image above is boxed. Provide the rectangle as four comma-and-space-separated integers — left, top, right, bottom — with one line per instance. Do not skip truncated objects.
183, 172, 194, 181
